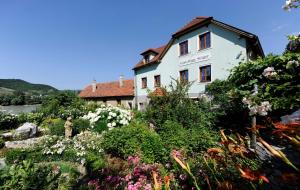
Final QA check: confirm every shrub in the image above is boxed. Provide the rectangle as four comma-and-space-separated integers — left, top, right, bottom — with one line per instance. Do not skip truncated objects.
41, 118, 65, 136
82, 105, 132, 130
93, 119, 108, 133
0, 160, 79, 190
145, 80, 217, 130
102, 122, 167, 163
228, 53, 300, 116
17, 112, 45, 125
206, 79, 247, 129
159, 120, 219, 154
38, 91, 86, 119
73, 118, 90, 134
0, 112, 19, 130
0, 160, 60, 190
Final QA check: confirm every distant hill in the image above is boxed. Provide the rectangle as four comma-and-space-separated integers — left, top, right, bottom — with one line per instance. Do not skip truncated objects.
0, 79, 58, 95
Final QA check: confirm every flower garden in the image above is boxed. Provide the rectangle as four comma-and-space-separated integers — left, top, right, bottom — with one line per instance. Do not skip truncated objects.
0, 42, 300, 189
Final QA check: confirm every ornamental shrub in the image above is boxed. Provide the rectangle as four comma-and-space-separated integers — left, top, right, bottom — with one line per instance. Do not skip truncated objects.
102, 122, 167, 163
0, 160, 59, 190
93, 119, 108, 133
145, 80, 217, 130
73, 118, 90, 134
229, 52, 300, 116
41, 118, 65, 136
0, 112, 19, 130
159, 120, 219, 154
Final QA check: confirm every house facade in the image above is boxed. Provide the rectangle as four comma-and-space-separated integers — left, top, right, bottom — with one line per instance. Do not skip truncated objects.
79, 76, 134, 109
133, 16, 264, 110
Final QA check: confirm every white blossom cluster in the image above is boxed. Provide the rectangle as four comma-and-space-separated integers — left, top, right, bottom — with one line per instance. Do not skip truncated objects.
81, 104, 132, 130
283, 0, 300, 10
242, 97, 272, 116
41, 131, 103, 164
0, 111, 17, 122
286, 60, 300, 69
262, 67, 277, 79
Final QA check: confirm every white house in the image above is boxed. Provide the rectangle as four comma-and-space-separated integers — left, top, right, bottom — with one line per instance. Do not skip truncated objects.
133, 16, 264, 110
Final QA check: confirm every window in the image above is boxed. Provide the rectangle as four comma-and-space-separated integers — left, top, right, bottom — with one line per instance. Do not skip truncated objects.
144, 55, 150, 63
154, 75, 161, 87
200, 65, 211, 82
117, 99, 121, 105
199, 32, 211, 50
179, 40, 188, 56
180, 70, 189, 82
142, 77, 147, 88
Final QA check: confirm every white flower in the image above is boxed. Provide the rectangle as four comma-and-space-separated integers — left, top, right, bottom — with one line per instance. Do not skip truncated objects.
262, 67, 277, 79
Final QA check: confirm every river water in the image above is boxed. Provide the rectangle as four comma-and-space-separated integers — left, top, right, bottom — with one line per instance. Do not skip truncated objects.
0, 105, 40, 115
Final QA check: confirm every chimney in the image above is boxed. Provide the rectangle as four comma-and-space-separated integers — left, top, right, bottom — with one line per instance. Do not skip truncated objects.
92, 79, 97, 92
119, 75, 124, 87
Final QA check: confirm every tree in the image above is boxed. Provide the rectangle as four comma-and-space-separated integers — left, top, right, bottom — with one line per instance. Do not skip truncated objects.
286, 35, 300, 53
283, 0, 300, 10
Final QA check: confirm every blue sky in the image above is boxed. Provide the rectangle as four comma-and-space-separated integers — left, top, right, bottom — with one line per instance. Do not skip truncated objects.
0, 0, 299, 90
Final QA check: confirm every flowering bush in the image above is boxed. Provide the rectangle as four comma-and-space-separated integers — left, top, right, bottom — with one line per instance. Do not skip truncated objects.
0, 111, 19, 130
229, 53, 300, 115
17, 112, 45, 125
41, 131, 103, 164
82, 104, 132, 131
242, 97, 272, 116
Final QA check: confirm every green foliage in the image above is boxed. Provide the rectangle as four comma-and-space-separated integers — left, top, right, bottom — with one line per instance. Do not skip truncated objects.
0, 79, 57, 105
17, 112, 45, 125
145, 80, 217, 129
286, 35, 300, 53
86, 152, 106, 172
73, 118, 90, 134
0, 160, 60, 190
41, 118, 65, 136
93, 120, 108, 133
102, 122, 167, 163
229, 53, 300, 115
0, 79, 57, 92
5, 147, 79, 164
159, 120, 218, 154
39, 91, 86, 119
0, 160, 79, 190
206, 79, 247, 129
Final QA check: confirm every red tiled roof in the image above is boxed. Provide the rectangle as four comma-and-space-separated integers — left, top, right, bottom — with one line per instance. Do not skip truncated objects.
133, 45, 166, 70
173, 16, 212, 37
79, 79, 134, 98
152, 87, 166, 97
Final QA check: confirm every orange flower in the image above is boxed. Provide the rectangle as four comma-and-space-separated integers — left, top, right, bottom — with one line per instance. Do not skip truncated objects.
237, 166, 269, 183
207, 148, 224, 154
164, 176, 170, 190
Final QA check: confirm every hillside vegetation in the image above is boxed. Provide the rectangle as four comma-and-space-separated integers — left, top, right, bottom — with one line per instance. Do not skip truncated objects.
0, 79, 57, 94
0, 79, 58, 106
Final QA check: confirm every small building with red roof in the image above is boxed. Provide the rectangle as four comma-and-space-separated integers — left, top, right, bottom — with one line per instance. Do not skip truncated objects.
79, 76, 134, 109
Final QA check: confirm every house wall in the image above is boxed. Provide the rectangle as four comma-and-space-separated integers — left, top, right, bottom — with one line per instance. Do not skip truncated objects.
85, 96, 134, 109
135, 23, 248, 109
